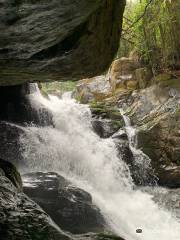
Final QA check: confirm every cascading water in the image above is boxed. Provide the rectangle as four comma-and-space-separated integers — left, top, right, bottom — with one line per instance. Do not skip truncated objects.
19, 87, 180, 240
120, 112, 157, 185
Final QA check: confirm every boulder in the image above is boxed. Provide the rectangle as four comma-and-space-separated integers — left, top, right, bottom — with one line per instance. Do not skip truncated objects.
137, 116, 180, 188
0, 164, 71, 240
92, 119, 122, 138
110, 57, 139, 91
90, 103, 124, 138
0, 0, 126, 86
23, 172, 107, 234
75, 76, 112, 104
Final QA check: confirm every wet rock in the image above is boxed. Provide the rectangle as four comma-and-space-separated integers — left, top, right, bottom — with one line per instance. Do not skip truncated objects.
0, 0, 126, 86
155, 167, 180, 188
136, 106, 180, 187
0, 83, 53, 126
113, 136, 151, 186
92, 119, 122, 138
113, 137, 134, 167
0, 122, 23, 167
78, 233, 125, 240
90, 103, 124, 138
141, 186, 180, 219
23, 172, 107, 234
118, 85, 180, 187
90, 103, 123, 121
0, 165, 71, 240
0, 158, 22, 191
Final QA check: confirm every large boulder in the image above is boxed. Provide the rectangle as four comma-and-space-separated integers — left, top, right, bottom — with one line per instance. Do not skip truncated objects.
0, 0, 126, 86
75, 76, 112, 104
23, 172, 107, 234
137, 110, 180, 188
110, 57, 139, 91
0, 163, 71, 240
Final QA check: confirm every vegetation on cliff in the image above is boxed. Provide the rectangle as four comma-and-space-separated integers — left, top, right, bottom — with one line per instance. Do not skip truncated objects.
119, 0, 180, 73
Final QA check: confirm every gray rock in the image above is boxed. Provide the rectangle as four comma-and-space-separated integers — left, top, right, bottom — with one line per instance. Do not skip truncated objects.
0, 166, 71, 240
23, 172, 107, 234
92, 119, 122, 138
0, 158, 22, 191
0, 83, 53, 125
0, 0, 126, 86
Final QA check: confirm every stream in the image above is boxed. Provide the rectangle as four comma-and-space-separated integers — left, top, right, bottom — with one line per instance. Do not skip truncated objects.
19, 88, 180, 240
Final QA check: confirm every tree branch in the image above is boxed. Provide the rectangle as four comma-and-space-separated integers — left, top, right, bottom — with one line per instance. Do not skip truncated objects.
122, 0, 154, 36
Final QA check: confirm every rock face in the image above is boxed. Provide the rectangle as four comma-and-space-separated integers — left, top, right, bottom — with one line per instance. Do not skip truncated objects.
119, 85, 180, 188
23, 172, 107, 234
0, 122, 23, 167
75, 56, 180, 188
0, 0, 126, 86
0, 158, 22, 191
0, 162, 71, 240
0, 83, 53, 167
0, 83, 53, 125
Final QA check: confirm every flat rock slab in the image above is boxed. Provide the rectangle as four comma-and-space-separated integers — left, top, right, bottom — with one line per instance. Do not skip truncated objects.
0, 0, 125, 86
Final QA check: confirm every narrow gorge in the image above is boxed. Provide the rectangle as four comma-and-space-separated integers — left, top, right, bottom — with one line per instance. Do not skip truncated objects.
0, 1, 180, 240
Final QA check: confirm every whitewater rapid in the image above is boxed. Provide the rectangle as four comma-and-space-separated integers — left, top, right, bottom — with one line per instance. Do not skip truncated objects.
20, 91, 180, 240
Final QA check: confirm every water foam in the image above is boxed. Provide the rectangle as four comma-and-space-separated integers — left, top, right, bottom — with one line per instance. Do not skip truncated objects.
20, 91, 180, 240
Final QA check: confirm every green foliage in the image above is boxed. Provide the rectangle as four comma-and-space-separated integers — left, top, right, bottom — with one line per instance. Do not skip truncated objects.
41, 81, 77, 95
119, 0, 180, 72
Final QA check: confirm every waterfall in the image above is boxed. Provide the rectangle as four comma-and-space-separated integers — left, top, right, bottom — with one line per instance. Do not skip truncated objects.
19, 88, 180, 240
120, 112, 157, 185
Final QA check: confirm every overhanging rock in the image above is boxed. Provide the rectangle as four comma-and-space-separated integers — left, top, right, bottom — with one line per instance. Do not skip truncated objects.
0, 0, 126, 86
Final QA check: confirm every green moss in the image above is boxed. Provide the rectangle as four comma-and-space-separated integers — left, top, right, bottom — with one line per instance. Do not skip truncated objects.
42, 81, 77, 95
155, 73, 180, 89
155, 73, 172, 82
158, 78, 180, 89
111, 120, 123, 128
90, 102, 122, 121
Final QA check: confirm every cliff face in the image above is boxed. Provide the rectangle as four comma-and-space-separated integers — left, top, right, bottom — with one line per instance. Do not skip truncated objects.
0, 0, 126, 86
75, 57, 180, 188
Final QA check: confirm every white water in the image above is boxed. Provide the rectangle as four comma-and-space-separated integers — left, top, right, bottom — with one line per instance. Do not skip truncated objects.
20, 91, 180, 240
120, 112, 157, 185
